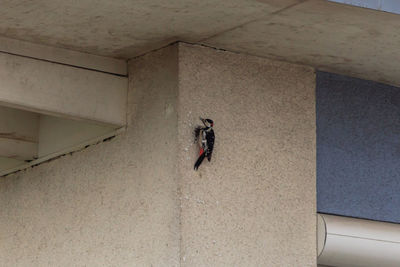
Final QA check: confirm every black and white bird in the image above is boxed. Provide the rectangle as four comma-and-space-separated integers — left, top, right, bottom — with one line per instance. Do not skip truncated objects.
194, 117, 215, 170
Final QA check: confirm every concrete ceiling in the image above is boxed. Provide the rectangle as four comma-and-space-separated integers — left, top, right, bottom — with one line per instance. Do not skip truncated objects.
0, 0, 300, 57
203, 0, 400, 86
1, 0, 400, 85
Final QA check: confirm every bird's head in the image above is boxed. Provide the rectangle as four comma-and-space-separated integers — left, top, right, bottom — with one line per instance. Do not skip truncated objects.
200, 117, 214, 128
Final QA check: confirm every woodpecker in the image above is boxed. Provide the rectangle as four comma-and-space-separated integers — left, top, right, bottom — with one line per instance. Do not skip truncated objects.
194, 117, 215, 170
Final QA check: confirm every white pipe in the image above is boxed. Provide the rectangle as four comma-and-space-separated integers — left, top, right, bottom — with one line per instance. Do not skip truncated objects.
318, 213, 400, 267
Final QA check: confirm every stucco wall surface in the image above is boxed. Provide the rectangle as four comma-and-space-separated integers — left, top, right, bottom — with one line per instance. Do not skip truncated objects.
0, 43, 316, 266
0, 45, 180, 266
178, 44, 316, 266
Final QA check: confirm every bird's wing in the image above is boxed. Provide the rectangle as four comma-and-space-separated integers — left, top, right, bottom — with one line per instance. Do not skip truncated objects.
206, 130, 215, 160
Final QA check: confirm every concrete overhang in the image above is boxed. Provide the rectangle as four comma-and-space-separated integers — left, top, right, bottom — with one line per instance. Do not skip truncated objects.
0, 0, 399, 85
0, 45, 127, 176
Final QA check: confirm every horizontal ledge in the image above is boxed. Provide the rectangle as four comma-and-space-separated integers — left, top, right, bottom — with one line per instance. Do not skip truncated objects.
0, 138, 38, 161
0, 52, 128, 126
0, 36, 127, 75
0, 128, 125, 177
0, 133, 37, 143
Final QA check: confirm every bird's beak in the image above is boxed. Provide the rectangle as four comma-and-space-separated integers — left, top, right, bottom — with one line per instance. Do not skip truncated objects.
200, 117, 206, 126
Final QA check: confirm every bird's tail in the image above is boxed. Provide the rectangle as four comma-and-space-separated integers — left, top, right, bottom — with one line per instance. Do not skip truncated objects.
194, 152, 206, 170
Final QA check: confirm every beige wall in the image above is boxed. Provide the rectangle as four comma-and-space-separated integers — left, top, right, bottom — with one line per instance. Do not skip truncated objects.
0, 45, 180, 267
178, 43, 316, 266
0, 43, 316, 266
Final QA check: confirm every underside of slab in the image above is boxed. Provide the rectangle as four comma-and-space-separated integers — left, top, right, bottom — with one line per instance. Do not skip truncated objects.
1, 0, 399, 85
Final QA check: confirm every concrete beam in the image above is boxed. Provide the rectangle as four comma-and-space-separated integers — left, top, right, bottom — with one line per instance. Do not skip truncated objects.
0, 108, 121, 175
0, 36, 127, 75
0, 106, 39, 142
0, 156, 24, 171
0, 52, 128, 126
0, 138, 37, 161
38, 115, 115, 157
0, 106, 39, 160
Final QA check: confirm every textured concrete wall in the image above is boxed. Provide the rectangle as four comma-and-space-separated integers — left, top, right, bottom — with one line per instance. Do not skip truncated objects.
0, 43, 317, 266
317, 71, 400, 223
0, 45, 180, 266
178, 44, 316, 266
